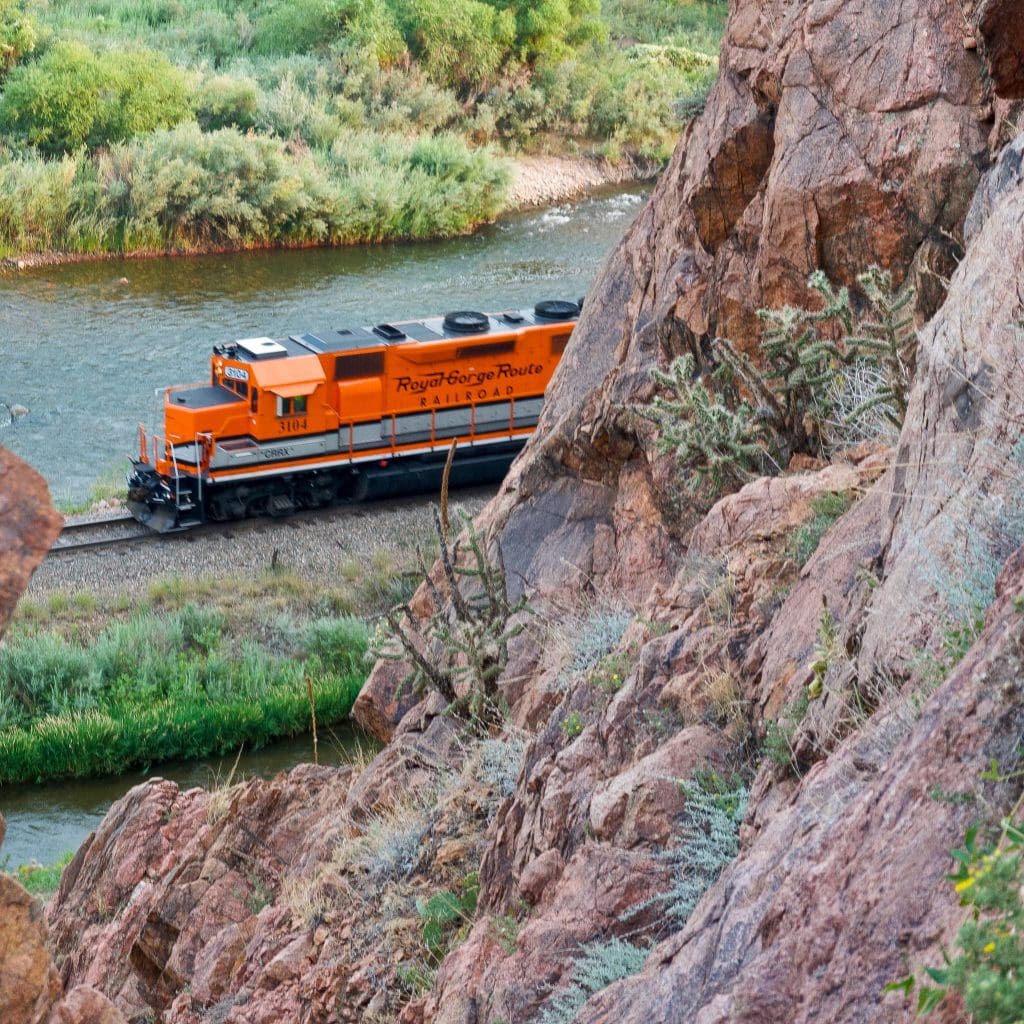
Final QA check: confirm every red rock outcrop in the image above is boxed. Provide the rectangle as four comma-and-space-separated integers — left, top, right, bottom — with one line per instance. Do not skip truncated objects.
977, 0, 1024, 98
0, 446, 62, 636
0, 453, 126, 1024
0, 870, 62, 1024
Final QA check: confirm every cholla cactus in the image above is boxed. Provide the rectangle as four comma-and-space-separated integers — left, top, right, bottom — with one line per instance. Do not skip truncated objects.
645, 353, 775, 494
377, 506, 528, 726
646, 266, 916, 496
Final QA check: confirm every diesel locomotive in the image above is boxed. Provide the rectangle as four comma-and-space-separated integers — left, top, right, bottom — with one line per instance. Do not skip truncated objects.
127, 299, 579, 531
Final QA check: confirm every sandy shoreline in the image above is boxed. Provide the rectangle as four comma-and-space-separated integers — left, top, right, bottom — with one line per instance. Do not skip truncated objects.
0, 155, 657, 272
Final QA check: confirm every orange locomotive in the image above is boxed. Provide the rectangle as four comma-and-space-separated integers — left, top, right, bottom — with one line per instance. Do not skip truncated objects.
127, 299, 579, 531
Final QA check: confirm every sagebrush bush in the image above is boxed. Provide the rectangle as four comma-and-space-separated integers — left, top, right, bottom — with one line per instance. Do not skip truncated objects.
568, 605, 632, 675
624, 770, 748, 928
538, 938, 648, 1024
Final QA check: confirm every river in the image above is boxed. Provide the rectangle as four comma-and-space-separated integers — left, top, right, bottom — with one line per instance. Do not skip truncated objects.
0, 185, 647, 868
0, 186, 648, 505
1, 726, 374, 871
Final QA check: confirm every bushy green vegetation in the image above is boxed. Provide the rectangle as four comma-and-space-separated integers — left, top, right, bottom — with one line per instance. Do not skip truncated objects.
0, 0, 725, 255
0, 605, 368, 784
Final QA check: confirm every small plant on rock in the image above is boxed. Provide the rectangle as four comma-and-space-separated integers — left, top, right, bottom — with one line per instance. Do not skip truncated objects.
788, 491, 856, 568
622, 768, 748, 930
537, 938, 649, 1024
417, 872, 479, 964
887, 782, 1024, 1021
561, 710, 584, 739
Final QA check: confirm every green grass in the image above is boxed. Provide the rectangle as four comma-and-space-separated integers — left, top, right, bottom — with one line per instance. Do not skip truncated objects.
0, 0, 726, 256
53, 464, 126, 515
6, 851, 74, 899
787, 491, 856, 567
0, 606, 369, 784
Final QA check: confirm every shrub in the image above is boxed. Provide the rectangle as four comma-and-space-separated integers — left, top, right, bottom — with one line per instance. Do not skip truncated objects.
389, 0, 515, 95
10, 851, 73, 898
252, 0, 350, 55
0, 0, 36, 74
476, 734, 526, 798
569, 606, 632, 675
624, 769, 748, 928
193, 73, 260, 131
0, 42, 191, 154
538, 938, 648, 1024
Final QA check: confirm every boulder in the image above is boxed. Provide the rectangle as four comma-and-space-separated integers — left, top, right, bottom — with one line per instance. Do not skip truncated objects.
0, 447, 62, 637
0, 874, 61, 1024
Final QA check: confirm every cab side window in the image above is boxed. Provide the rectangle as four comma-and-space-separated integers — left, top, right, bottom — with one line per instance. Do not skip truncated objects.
276, 395, 308, 417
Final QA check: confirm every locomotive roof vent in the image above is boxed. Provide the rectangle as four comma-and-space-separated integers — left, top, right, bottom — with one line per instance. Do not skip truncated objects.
534, 299, 580, 321
236, 336, 287, 358
373, 323, 407, 341
443, 310, 491, 334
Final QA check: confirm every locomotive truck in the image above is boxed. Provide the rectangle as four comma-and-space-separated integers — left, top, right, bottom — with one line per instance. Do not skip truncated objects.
127, 299, 579, 531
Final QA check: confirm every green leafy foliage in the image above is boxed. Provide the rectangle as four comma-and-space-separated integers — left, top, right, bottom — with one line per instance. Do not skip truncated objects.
416, 873, 479, 962
0, 42, 191, 154
0, 0, 36, 74
889, 806, 1024, 1022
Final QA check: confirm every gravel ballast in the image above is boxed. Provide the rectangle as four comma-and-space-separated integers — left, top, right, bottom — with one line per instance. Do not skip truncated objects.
30, 488, 496, 597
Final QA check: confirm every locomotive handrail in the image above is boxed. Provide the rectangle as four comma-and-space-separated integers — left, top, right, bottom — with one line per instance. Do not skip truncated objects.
137, 424, 149, 464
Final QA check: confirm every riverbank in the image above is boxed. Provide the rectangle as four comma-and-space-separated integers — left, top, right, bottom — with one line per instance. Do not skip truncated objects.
3, 488, 493, 788
1, 155, 656, 272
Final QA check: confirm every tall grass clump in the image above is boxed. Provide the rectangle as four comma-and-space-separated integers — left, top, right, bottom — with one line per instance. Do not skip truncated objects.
0, 124, 510, 255
0, 608, 369, 784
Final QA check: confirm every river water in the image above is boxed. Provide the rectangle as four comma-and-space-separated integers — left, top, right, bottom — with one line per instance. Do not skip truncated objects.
0, 187, 647, 504
1, 726, 374, 871
0, 185, 647, 868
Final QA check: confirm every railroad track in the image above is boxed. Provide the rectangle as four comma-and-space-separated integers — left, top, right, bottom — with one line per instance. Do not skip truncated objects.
49, 514, 158, 555
47, 484, 498, 558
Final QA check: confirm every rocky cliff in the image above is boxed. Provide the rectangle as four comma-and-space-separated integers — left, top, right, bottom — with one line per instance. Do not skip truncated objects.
0, 449, 126, 1024
30, 0, 1024, 1022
